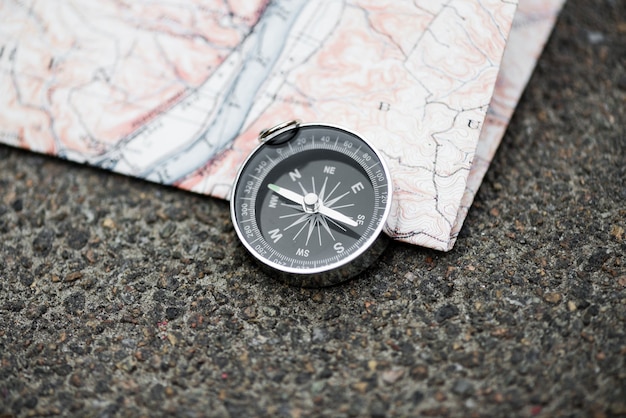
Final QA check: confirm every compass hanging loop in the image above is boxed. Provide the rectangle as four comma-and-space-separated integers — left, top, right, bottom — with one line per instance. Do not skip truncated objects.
258, 120, 301, 145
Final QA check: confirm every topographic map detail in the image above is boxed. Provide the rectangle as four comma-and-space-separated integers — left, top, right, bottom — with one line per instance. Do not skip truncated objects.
0, 0, 562, 250
450, 0, 567, 250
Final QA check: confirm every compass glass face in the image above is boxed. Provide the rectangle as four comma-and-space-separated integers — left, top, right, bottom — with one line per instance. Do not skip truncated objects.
231, 124, 391, 275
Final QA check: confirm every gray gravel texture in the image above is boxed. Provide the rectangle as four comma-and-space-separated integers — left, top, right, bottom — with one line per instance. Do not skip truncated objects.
1, 1, 625, 417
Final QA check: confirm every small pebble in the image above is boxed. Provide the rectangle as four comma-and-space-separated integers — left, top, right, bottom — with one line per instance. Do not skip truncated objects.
452, 379, 475, 398
544, 293, 562, 304
65, 271, 83, 282
102, 218, 116, 229
382, 368, 404, 384
160, 222, 177, 238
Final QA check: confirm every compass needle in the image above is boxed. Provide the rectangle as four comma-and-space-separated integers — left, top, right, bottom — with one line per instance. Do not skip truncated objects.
269, 183, 304, 205
319, 204, 358, 227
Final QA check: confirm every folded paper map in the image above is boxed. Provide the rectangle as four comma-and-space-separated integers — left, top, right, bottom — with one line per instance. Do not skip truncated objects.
0, 0, 565, 251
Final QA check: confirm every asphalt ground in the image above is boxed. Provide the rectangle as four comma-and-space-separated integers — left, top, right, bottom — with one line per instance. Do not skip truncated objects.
1, 0, 625, 416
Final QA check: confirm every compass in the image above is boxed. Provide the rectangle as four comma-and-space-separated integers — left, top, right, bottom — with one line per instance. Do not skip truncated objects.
230, 121, 392, 287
